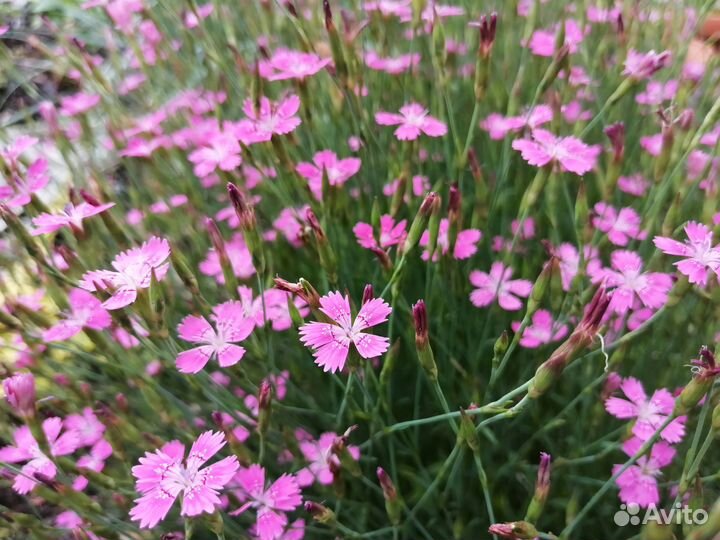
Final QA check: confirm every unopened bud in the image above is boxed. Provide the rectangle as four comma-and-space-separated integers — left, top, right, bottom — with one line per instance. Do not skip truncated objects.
488, 521, 539, 539
412, 300, 437, 380
404, 192, 439, 253
305, 501, 335, 524
361, 284, 374, 305
525, 452, 551, 522
3, 373, 36, 418
257, 380, 272, 435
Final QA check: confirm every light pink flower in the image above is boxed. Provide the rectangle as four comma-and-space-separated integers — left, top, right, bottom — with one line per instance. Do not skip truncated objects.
59, 92, 101, 116
65, 407, 106, 447
3, 373, 35, 417
0, 158, 50, 208
184, 3, 213, 28
79, 237, 171, 310
76, 438, 113, 473
130, 431, 239, 527
231, 465, 303, 540
299, 291, 391, 373
296, 150, 361, 200
592, 202, 644, 246
511, 310, 568, 348
176, 301, 255, 373
614, 437, 676, 507
375, 103, 447, 141
481, 106, 553, 140
469, 262, 533, 311
623, 49, 672, 80
296, 431, 360, 487
273, 206, 308, 247
654, 221, 720, 286
636, 80, 678, 106
365, 51, 420, 74
353, 215, 407, 250
0, 418, 78, 494
420, 218, 482, 261
512, 129, 598, 175
262, 48, 331, 81
199, 234, 255, 283
363, 0, 412, 18
601, 250, 673, 314
240, 95, 302, 141
30, 202, 114, 236
527, 19, 585, 57
237, 286, 309, 332
618, 174, 650, 197
605, 376, 686, 443
555, 243, 600, 291
188, 131, 242, 177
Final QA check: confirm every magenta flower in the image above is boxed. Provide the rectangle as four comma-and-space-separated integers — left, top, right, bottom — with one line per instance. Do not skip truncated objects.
654, 221, 720, 286
200, 233, 256, 283
59, 92, 101, 116
0, 158, 50, 208
30, 201, 114, 236
623, 49, 672, 80
420, 218, 482, 261
273, 206, 309, 247
614, 437, 675, 507
237, 286, 309, 332
636, 80, 678, 106
0, 418, 78, 494
296, 150, 361, 200
512, 129, 598, 175
299, 291, 392, 373
353, 215, 407, 250
296, 431, 361, 487
241, 95, 302, 141
230, 465, 303, 540
618, 174, 650, 197
511, 310, 568, 348
469, 262, 533, 311
176, 301, 255, 373
592, 202, 644, 246
188, 131, 242, 178
43, 289, 112, 342
527, 19, 585, 57
365, 51, 420, 74
605, 376, 686, 443
79, 236, 171, 310
602, 250, 673, 315
3, 373, 36, 417
262, 48, 331, 81
65, 407, 106, 447
375, 103, 447, 141
130, 431, 239, 528
480, 105, 552, 140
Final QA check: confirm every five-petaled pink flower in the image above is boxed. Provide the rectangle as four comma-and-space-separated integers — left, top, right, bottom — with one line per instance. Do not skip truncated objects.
592, 202, 645, 246
59, 92, 101, 116
375, 103, 447, 141
420, 218, 482, 261
623, 49, 672, 80
511, 310, 568, 348
299, 291, 392, 373
0, 158, 50, 208
230, 465, 303, 540
261, 48, 331, 81
512, 129, 598, 175
188, 131, 242, 178
469, 262, 533, 311
130, 431, 239, 528
0, 417, 79, 494
79, 236, 171, 310
600, 250, 673, 315
240, 95, 302, 141
614, 437, 675, 508
295, 431, 361, 487
43, 288, 112, 342
30, 202, 114, 236
65, 407, 106, 447
353, 215, 407, 250
605, 376, 686, 443
296, 150, 361, 200
365, 51, 420, 74
176, 301, 255, 373
654, 221, 720, 286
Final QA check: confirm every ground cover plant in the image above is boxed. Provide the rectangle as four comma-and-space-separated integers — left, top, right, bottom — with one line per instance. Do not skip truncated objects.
1, 0, 720, 538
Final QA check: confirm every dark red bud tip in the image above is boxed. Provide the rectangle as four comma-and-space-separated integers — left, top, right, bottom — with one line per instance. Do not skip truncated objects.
419, 192, 441, 216
323, 0, 333, 28
412, 300, 428, 348
258, 380, 273, 410
448, 183, 461, 213
361, 284, 374, 305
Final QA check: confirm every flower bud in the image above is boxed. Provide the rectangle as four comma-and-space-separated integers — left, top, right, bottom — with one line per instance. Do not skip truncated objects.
361, 284, 374, 305
604, 122, 625, 164
459, 409, 481, 453
404, 192, 439, 254
377, 467, 402, 525
675, 347, 720, 415
412, 300, 438, 380
305, 501, 335, 524
526, 256, 559, 315
525, 452, 551, 522
205, 217, 239, 294
257, 380, 272, 435
3, 373, 36, 418
488, 521, 539, 539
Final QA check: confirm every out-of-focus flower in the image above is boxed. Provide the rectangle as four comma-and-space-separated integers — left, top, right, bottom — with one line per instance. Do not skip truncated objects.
420, 218, 482, 261
512, 129, 598, 175
614, 437, 675, 507
511, 310, 568, 348
375, 103, 447, 141
469, 262, 533, 311
623, 49, 672, 80
43, 289, 112, 342
296, 150, 361, 200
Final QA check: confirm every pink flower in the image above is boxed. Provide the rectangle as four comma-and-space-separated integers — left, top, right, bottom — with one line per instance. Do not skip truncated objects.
176, 301, 255, 373
3, 373, 35, 417
420, 218, 482, 261
76, 438, 113, 473
375, 103, 447, 141
231, 465, 303, 540
511, 310, 568, 348
602, 250, 673, 315
365, 51, 420, 74
240, 95, 302, 141
480, 106, 553, 140
469, 262, 533, 311
65, 407, 106, 447
273, 206, 309, 247
237, 286, 309, 332
512, 129, 598, 175
262, 48, 331, 81
130, 431, 239, 527
555, 243, 600, 291
592, 203, 644, 246
353, 215, 407, 250
296, 150, 361, 200
623, 49, 672, 80
299, 291, 392, 373
43, 289, 112, 342
614, 437, 676, 507
0, 158, 50, 208
59, 92, 101, 116
654, 221, 720, 286
618, 174, 650, 197
79, 237, 171, 310
30, 202, 114, 236
636, 80, 678, 106
363, 0, 412, 18
0, 418, 78, 494
296, 431, 360, 487
527, 19, 585, 57
188, 131, 242, 177
605, 377, 686, 443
